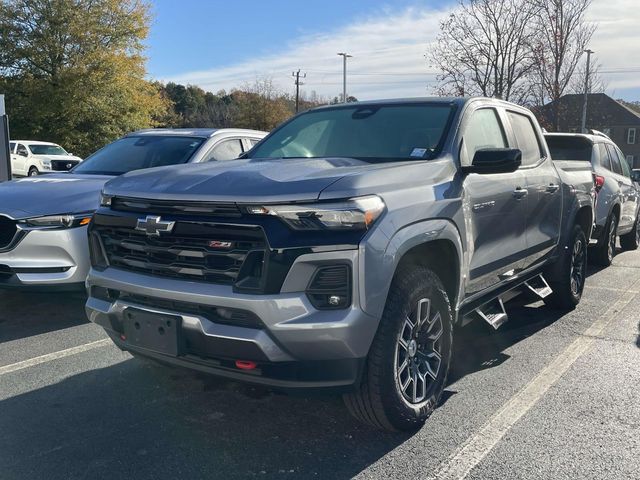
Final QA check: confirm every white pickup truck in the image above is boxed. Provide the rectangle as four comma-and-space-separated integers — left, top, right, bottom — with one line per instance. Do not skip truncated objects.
9, 140, 83, 177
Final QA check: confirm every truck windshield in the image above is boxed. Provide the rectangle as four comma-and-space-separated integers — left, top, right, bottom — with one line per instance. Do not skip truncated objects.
29, 144, 68, 156
250, 103, 454, 161
72, 136, 205, 176
545, 136, 592, 161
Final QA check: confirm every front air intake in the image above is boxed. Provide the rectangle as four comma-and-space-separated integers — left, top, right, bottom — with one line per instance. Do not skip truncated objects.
306, 265, 352, 310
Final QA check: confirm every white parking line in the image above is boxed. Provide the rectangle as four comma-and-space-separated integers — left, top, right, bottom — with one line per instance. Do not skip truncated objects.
429, 277, 640, 480
0, 338, 112, 376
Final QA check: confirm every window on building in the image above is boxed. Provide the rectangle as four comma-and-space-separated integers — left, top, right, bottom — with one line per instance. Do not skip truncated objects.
626, 155, 634, 165
628, 128, 636, 144
603, 128, 611, 137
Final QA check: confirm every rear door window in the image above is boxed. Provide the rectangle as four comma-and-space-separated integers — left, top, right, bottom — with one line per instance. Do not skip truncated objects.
507, 111, 543, 166
597, 144, 612, 171
606, 144, 623, 175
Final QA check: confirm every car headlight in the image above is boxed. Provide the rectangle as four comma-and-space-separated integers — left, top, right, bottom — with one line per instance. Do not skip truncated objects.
246, 195, 385, 231
41, 160, 51, 169
100, 192, 113, 207
21, 212, 94, 229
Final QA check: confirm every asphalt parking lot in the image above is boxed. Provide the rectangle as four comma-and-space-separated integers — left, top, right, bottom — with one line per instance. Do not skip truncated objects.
1, 249, 640, 480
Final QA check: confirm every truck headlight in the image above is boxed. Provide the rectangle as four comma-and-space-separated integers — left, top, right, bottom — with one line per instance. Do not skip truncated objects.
21, 212, 93, 229
41, 160, 51, 169
246, 195, 385, 231
100, 192, 113, 207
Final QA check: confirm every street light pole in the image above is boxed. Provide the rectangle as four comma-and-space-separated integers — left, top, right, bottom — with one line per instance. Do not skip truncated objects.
337, 52, 352, 103
581, 49, 594, 133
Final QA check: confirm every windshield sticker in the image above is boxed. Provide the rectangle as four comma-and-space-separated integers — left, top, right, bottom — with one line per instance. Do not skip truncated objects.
410, 148, 428, 158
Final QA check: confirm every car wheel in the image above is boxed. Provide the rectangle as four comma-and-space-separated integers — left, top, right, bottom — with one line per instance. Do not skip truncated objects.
28, 167, 39, 177
343, 266, 453, 431
544, 224, 587, 310
620, 214, 640, 251
592, 213, 618, 267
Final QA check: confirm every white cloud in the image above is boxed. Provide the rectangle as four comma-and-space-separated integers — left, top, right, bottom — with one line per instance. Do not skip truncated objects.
163, 0, 640, 101
162, 6, 450, 101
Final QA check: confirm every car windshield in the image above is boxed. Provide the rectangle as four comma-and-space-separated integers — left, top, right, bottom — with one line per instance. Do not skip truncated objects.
72, 135, 205, 175
29, 144, 68, 156
545, 136, 592, 161
249, 103, 454, 161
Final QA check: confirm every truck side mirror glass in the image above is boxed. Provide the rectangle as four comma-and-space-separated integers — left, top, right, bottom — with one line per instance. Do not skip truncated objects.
463, 148, 522, 175
631, 171, 640, 183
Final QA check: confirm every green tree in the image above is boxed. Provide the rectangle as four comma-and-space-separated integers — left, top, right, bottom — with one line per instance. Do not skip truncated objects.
0, 0, 168, 157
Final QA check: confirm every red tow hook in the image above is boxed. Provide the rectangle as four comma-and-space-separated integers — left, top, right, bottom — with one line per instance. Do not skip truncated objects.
235, 360, 257, 370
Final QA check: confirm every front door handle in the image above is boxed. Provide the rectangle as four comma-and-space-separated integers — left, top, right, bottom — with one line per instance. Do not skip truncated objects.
513, 187, 528, 199
546, 183, 560, 193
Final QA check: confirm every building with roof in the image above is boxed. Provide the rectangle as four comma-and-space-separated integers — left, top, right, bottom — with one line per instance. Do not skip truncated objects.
538, 93, 640, 168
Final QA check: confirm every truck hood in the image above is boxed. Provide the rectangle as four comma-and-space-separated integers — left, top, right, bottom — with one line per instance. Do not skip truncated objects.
103, 157, 409, 203
0, 174, 112, 219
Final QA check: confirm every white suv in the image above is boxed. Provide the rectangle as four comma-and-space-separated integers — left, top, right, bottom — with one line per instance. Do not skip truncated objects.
9, 140, 83, 177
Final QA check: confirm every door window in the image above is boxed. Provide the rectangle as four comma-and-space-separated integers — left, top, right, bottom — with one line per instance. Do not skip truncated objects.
597, 144, 612, 171
507, 111, 543, 166
9, 142, 15, 153
607, 144, 623, 175
16, 144, 28, 157
204, 139, 243, 162
248, 138, 260, 147
462, 108, 507, 166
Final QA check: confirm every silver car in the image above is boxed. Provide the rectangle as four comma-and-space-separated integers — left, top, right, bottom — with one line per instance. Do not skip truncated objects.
0, 128, 267, 289
545, 132, 640, 266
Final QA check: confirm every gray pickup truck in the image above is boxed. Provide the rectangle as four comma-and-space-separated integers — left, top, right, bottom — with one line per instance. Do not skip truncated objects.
86, 98, 594, 431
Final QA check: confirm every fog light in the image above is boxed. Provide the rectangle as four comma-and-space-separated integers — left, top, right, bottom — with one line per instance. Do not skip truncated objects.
328, 295, 341, 306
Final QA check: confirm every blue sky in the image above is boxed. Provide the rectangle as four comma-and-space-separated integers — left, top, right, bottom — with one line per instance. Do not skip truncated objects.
146, 0, 640, 101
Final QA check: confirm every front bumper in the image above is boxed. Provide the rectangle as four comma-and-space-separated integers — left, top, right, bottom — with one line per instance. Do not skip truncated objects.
0, 225, 89, 288
85, 249, 378, 389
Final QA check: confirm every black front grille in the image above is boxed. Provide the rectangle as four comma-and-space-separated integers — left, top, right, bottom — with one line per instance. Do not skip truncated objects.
111, 197, 242, 217
96, 223, 266, 285
51, 159, 79, 171
0, 216, 17, 249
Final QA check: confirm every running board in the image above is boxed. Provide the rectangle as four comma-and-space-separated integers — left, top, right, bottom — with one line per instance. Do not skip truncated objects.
474, 297, 508, 330
523, 274, 553, 299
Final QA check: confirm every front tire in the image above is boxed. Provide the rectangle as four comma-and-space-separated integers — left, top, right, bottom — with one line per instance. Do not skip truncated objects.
620, 214, 640, 251
28, 167, 39, 177
544, 224, 587, 310
592, 213, 617, 267
343, 266, 453, 431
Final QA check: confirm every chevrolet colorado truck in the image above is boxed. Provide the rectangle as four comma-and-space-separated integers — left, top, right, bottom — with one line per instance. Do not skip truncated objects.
86, 98, 594, 431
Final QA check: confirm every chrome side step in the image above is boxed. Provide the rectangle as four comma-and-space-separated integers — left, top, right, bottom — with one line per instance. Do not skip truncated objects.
474, 297, 508, 330
524, 274, 552, 299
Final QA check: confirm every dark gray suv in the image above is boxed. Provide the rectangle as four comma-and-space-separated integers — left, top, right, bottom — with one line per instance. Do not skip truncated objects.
546, 133, 640, 265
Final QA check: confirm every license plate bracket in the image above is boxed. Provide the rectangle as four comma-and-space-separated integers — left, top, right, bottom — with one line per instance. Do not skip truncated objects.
123, 308, 181, 356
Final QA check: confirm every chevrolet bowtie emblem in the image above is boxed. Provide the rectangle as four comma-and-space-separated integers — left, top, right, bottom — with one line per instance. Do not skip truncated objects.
135, 215, 175, 237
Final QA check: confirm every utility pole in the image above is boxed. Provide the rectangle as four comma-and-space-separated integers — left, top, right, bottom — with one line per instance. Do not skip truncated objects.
291, 69, 306, 113
581, 49, 594, 133
337, 52, 352, 103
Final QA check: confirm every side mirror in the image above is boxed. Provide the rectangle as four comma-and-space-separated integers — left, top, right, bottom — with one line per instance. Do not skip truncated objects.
462, 148, 522, 175
631, 171, 640, 183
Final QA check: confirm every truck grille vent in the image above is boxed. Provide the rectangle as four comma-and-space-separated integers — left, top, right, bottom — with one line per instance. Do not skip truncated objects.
51, 160, 79, 171
110, 197, 242, 217
96, 224, 266, 285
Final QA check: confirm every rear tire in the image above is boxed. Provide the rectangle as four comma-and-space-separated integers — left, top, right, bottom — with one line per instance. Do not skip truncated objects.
592, 213, 617, 267
343, 266, 453, 431
28, 167, 39, 177
544, 224, 587, 310
620, 214, 640, 251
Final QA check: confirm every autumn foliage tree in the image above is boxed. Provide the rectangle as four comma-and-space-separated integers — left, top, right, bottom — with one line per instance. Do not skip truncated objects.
0, 0, 168, 156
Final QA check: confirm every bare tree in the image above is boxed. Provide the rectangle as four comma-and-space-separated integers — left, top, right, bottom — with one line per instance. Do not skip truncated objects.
533, 0, 596, 128
430, 0, 541, 103
568, 56, 608, 95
